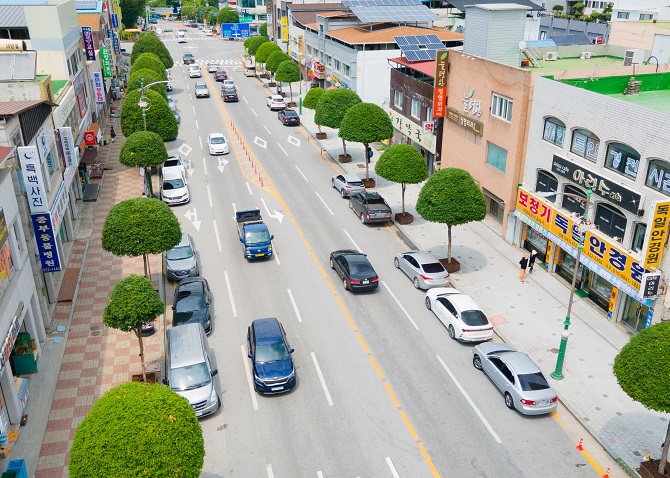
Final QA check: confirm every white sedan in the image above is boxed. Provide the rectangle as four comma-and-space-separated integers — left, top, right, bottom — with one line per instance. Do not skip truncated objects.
207, 133, 229, 155
266, 95, 286, 110
424, 288, 494, 342
188, 65, 202, 78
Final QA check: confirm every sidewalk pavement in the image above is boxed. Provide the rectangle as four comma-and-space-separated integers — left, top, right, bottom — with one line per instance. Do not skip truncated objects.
2, 86, 665, 477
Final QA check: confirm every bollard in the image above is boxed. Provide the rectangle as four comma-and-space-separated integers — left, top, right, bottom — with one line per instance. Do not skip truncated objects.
576, 438, 584, 451
601, 467, 609, 478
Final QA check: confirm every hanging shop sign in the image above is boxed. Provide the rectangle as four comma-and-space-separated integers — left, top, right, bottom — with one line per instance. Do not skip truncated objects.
81, 27, 96, 61
31, 213, 62, 272
432, 51, 448, 118
388, 109, 436, 154
0, 309, 22, 373
642, 200, 670, 269
91, 71, 105, 104
18, 146, 48, 214
281, 16, 288, 43
515, 187, 650, 301
113, 33, 120, 55
551, 155, 644, 215
446, 107, 484, 136
112, 13, 119, 28
641, 272, 661, 298
100, 46, 113, 78
84, 130, 97, 146
50, 182, 69, 231
56, 127, 77, 169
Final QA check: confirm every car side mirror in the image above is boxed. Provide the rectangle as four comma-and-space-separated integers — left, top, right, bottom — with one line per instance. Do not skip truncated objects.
270, 235, 274, 241
211, 369, 218, 376
248, 353, 253, 359
171, 305, 175, 310
239, 237, 243, 243
289, 348, 295, 354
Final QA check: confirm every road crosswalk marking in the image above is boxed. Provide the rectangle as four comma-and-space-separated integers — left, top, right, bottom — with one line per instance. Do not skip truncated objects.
174, 59, 240, 66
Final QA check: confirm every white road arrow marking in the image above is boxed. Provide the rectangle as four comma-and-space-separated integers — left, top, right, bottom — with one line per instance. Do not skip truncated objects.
287, 135, 301, 147
217, 157, 229, 173
184, 159, 194, 177
184, 208, 201, 231
261, 198, 284, 223
178, 143, 192, 156
254, 136, 267, 148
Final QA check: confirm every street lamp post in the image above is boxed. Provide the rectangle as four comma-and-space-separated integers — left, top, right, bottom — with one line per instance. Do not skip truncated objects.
137, 79, 171, 198
536, 188, 593, 380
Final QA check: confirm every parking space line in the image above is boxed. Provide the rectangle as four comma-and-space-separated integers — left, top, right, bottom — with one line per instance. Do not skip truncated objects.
311, 352, 334, 406
381, 281, 419, 330
287, 289, 303, 322
241, 344, 258, 411
277, 143, 288, 156
386, 457, 400, 478
342, 228, 362, 252
295, 165, 308, 182
264, 125, 271, 134
224, 271, 237, 317
315, 191, 334, 216
437, 355, 502, 444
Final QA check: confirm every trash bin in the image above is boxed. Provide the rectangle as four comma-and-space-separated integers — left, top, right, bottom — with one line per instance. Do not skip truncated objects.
5, 459, 27, 478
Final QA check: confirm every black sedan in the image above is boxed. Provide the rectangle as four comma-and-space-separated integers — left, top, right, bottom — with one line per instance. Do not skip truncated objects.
222, 87, 238, 102
329, 249, 379, 292
182, 53, 195, 65
278, 109, 300, 126
172, 277, 212, 335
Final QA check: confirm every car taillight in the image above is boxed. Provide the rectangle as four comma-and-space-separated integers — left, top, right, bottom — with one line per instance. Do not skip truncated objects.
366, 214, 370, 220
370, 277, 379, 283
550, 396, 558, 403
420, 274, 431, 280
520, 399, 536, 405
349, 279, 361, 285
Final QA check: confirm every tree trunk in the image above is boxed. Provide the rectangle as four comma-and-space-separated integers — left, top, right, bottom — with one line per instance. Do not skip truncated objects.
401, 183, 406, 214
136, 329, 147, 383
342, 138, 348, 156
143, 253, 149, 278
364, 143, 369, 180
145, 169, 154, 198
659, 422, 670, 474
447, 224, 452, 263
289, 82, 293, 103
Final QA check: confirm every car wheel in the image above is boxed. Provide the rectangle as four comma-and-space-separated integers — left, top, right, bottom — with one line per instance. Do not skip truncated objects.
332, 179, 336, 189
343, 278, 349, 290
448, 324, 456, 340
473, 354, 483, 370
330, 258, 335, 269
505, 392, 515, 410
340, 189, 346, 198
360, 213, 366, 224
413, 277, 421, 289
425, 296, 431, 310
394, 257, 400, 268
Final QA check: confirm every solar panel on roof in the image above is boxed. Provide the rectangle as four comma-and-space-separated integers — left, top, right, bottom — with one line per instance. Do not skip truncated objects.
351, 4, 439, 22
425, 34, 441, 43
416, 50, 432, 60
404, 50, 420, 61
550, 33, 591, 46
396, 36, 409, 46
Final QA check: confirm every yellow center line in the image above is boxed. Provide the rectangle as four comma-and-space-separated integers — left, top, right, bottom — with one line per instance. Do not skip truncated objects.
204, 71, 441, 477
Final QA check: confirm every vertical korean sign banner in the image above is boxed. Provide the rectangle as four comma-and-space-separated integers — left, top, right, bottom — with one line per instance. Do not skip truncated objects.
433, 51, 448, 118
18, 146, 48, 214
100, 46, 113, 78
91, 71, 105, 103
81, 26, 96, 61
31, 213, 62, 272
281, 16, 288, 43
56, 127, 76, 169
642, 200, 670, 269
112, 13, 119, 28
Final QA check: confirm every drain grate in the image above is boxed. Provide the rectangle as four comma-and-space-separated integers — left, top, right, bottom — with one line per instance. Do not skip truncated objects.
90, 325, 101, 336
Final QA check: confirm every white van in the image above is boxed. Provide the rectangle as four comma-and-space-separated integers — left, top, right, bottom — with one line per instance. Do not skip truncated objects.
177, 31, 187, 43
244, 64, 256, 77
165, 323, 220, 418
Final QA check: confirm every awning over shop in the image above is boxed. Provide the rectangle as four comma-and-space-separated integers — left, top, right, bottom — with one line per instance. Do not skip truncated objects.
90, 122, 101, 141
81, 148, 98, 165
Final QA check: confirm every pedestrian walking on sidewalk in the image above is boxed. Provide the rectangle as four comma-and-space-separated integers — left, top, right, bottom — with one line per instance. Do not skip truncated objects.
110, 127, 116, 143
528, 250, 538, 274
519, 255, 529, 283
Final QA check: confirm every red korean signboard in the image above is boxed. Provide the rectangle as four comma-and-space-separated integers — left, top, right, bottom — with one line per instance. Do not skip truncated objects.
432, 51, 448, 118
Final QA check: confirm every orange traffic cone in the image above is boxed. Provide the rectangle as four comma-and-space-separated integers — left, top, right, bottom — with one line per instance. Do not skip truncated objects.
576, 438, 584, 451
602, 467, 610, 478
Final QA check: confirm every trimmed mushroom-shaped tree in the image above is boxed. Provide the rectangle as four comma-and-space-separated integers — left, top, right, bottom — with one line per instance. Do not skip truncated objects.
101, 197, 182, 278
255, 42, 281, 72
127, 68, 167, 100
303, 86, 324, 110
130, 33, 174, 68
119, 131, 168, 198
613, 322, 670, 475
218, 6, 239, 23
266, 51, 291, 84
314, 87, 361, 146
130, 52, 168, 80
339, 102, 393, 184
415, 168, 486, 271
103, 275, 164, 382
243, 36, 255, 53
120, 89, 178, 141
248, 36, 270, 55
69, 382, 204, 478
375, 144, 428, 224
275, 59, 301, 104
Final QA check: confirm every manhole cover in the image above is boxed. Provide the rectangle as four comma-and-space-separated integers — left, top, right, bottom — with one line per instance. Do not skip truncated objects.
53, 337, 63, 344
90, 325, 101, 336
56, 325, 66, 333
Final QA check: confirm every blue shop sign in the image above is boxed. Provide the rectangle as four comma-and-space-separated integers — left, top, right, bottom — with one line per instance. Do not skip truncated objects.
31, 213, 62, 272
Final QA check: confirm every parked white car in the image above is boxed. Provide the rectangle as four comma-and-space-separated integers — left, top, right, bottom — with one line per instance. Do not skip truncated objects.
424, 288, 494, 341
266, 95, 286, 110
161, 167, 189, 206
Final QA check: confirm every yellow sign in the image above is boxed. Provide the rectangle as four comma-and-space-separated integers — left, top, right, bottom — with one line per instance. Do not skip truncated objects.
516, 187, 648, 293
281, 17, 288, 44
643, 200, 670, 269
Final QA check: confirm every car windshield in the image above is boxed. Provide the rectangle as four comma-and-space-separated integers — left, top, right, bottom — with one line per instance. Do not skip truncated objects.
255, 342, 289, 363
163, 178, 185, 190
167, 245, 194, 260
211, 137, 225, 144
170, 363, 210, 391
286, 111, 298, 117
174, 291, 205, 312
422, 262, 446, 273
518, 372, 551, 391
245, 231, 271, 244
196, 84, 206, 89
460, 309, 489, 326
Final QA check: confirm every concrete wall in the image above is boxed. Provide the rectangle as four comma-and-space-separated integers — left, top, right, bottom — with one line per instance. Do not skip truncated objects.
355, 49, 396, 105
608, 21, 670, 51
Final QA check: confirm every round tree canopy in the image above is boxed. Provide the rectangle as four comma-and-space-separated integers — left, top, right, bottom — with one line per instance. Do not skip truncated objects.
259, 22, 268, 37
416, 168, 487, 226
248, 36, 270, 55
120, 89, 178, 141
266, 51, 291, 73
131, 33, 174, 69
314, 88, 361, 129
69, 382, 204, 478
243, 36, 254, 49
255, 42, 281, 63
376, 144, 428, 185
275, 60, 300, 84
103, 274, 164, 333
613, 321, 670, 413
127, 68, 167, 100
102, 197, 182, 257
130, 52, 168, 81
303, 87, 324, 110
119, 131, 168, 168
338, 102, 393, 144
218, 6, 239, 23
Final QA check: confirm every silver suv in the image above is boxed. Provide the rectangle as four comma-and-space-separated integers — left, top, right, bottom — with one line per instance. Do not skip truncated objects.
166, 233, 199, 281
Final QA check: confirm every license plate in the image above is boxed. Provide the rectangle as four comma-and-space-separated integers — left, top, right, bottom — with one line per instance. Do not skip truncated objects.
362, 280, 369, 284
255, 253, 264, 257
538, 400, 548, 406
271, 386, 283, 391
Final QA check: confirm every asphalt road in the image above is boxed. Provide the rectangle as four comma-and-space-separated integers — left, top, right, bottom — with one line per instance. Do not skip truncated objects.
155, 23, 602, 478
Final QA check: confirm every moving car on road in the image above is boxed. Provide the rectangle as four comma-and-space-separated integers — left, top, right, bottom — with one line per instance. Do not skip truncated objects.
278, 109, 300, 126
183, 52, 195, 64
266, 95, 286, 110
424, 288, 494, 341
222, 79, 235, 89
247, 317, 296, 394
349, 191, 392, 224
188, 65, 202, 78
473, 342, 558, 415
207, 133, 229, 155
222, 87, 238, 102
207, 61, 218, 73
214, 68, 228, 81
172, 277, 212, 335
394, 251, 449, 289
329, 249, 379, 292
332, 173, 365, 198
194, 81, 209, 98
166, 233, 199, 281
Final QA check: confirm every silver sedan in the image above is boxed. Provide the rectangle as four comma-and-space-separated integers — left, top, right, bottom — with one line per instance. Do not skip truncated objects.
473, 342, 558, 415
394, 250, 449, 289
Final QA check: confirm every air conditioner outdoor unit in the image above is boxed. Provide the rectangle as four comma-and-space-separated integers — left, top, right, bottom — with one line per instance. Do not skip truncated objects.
623, 49, 644, 66
544, 51, 558, 61
580, 51, 593, 59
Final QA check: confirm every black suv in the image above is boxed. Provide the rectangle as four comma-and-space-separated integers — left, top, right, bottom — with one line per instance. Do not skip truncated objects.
247, 318, 295, 394
183, 53, 195, 64
349, 191, 393, 224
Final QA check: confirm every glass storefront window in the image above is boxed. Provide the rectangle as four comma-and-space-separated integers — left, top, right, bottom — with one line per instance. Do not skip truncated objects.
621, 295, 649, 333
645, 159, 670, 197
561, 185, 586, 216
605, 142, 640, 180
594, 203, 627, 240
570, 128, 599, 162
631, 223, 646, 253
535, 170, 558, 202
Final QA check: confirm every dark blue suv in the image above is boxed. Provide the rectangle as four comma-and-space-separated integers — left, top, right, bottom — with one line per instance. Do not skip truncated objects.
247, 318, 296, 394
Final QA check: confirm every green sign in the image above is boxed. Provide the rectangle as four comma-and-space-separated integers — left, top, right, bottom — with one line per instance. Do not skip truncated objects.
239, 15, 253, 22
100, 46, 113, 79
